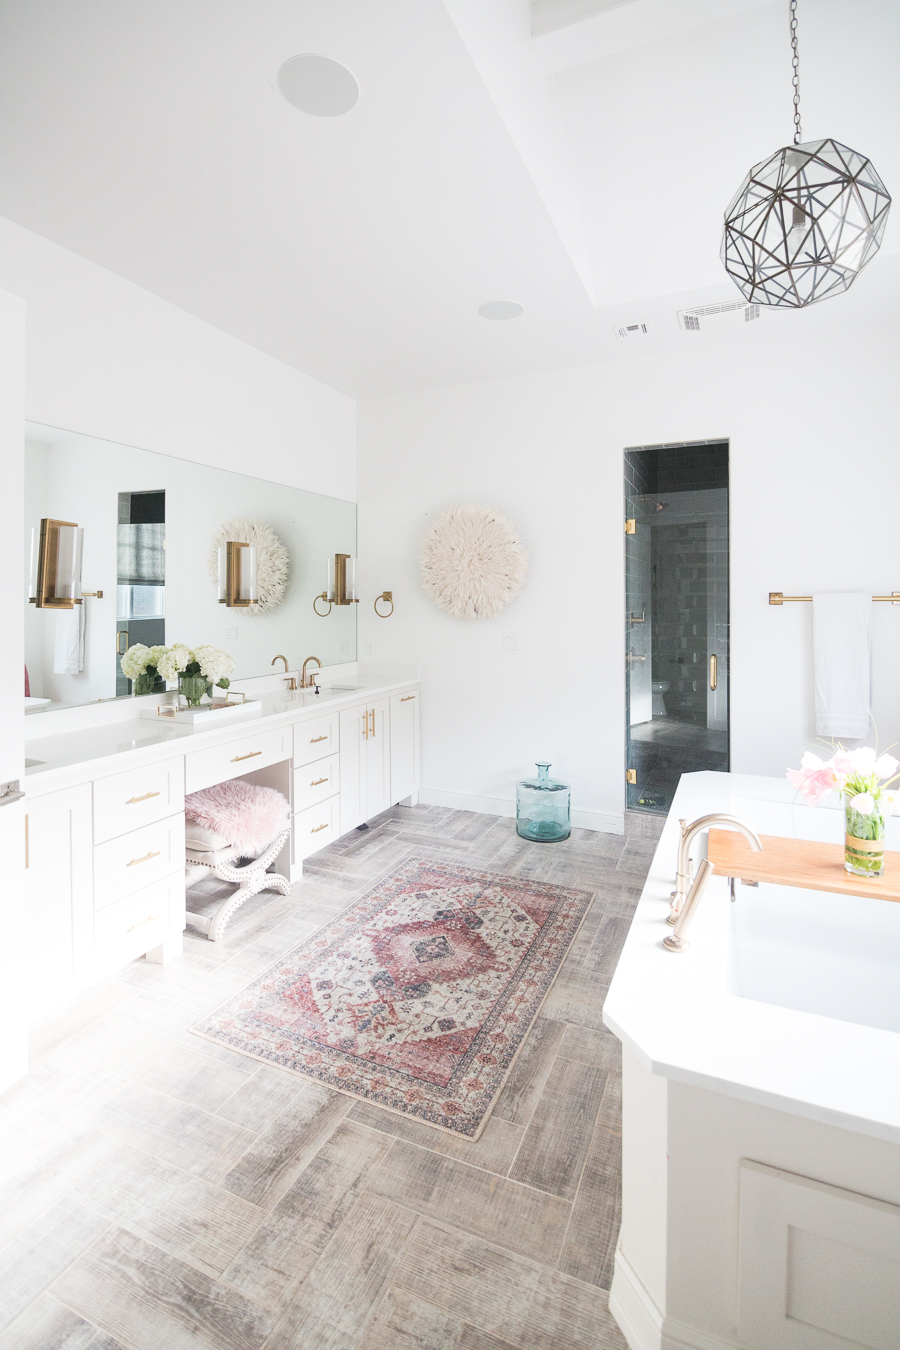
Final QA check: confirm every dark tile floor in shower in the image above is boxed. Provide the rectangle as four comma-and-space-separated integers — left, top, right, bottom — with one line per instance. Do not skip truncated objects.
629, 718, 728, 814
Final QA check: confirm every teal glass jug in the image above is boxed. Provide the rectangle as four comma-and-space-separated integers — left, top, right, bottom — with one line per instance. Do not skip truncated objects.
516, 762, 571, 842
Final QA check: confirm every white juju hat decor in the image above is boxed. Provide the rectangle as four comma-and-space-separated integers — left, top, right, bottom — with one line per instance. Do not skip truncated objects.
419, 504, 527, 620
208, 519, 289, 615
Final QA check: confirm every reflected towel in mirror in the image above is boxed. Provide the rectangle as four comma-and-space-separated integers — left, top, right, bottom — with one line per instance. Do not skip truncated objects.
53, 603, 85, 674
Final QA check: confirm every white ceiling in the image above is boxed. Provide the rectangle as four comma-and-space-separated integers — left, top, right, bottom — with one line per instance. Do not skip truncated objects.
0, 0, 897, 397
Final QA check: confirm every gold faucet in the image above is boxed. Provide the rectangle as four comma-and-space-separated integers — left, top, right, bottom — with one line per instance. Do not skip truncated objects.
272, 655, 289, 672
300, 656, 322, 689
670, 814, 762, 924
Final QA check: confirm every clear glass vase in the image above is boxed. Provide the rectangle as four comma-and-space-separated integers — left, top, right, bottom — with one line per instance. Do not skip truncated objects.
132, 671, 165, 697
844, 800, 885, 877
179, 674, 212, 708
516, 762, 571, 843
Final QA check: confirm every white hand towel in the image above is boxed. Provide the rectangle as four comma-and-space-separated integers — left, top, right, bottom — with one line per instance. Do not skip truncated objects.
53, 603, 85, 675
812, 592, 871, 739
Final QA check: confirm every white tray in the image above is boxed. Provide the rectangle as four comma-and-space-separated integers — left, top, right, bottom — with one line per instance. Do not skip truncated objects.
140, 699, 262, 725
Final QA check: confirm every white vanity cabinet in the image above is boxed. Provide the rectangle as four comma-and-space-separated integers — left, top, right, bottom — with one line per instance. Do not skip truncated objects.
339, 697, 391, 831
24, 784, 94, 1015
390, 690, 419, 804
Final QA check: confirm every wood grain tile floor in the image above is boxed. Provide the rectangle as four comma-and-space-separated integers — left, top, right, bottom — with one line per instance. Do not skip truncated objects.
0, 805, 663, 1350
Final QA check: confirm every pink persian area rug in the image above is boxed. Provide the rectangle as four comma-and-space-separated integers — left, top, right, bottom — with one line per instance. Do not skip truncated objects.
192, 856, 595, 1139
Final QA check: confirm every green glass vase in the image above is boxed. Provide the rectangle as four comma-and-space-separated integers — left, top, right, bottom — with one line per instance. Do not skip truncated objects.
179, 674, 212, 708
516, 762, 571, 843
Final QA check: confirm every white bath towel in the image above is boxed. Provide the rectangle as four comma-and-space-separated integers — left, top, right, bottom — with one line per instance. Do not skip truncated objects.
812, 592, 871, 739
53, 603, 85, 675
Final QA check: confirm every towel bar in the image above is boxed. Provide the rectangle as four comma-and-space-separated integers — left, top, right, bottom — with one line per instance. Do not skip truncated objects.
769, 592, 900, 605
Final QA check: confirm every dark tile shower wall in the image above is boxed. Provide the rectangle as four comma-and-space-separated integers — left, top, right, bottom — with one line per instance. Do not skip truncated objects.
652, 521, 708, 724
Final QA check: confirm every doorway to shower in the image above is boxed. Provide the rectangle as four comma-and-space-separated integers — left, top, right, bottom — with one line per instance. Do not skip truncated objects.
625, 441, 729, 814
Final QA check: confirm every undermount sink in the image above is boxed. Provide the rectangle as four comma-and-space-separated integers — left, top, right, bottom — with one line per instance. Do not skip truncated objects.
729, 880, 900, 1034
319, 684, 364, 693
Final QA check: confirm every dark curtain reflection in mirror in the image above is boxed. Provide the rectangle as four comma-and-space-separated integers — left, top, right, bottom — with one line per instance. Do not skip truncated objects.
116, 490, 165, 694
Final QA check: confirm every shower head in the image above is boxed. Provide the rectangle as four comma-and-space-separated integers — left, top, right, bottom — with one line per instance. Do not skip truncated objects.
638, 496, 667, 511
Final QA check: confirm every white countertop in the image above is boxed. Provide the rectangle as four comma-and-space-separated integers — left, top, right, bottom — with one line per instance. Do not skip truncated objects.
603, 771, 900, 1144
24, 672, 418, 794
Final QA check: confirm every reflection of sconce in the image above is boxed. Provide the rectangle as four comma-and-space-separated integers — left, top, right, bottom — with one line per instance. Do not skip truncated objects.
314, 554, 359, 616
374, 591, 394, 618
28, 519, 84, 608
218, 542, 258, 607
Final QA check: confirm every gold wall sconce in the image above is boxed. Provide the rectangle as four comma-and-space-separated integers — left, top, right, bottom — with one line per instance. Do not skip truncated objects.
374, 591, 394, 618
314, 554, 359, 616
28, 519, 84, 608
217, 542, 258, 607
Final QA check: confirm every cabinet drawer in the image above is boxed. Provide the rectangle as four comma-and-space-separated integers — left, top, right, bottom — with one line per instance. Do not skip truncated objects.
93, 813, 185, 910
293, 797, 339, 861
93, 756, 185, 844
294, 754, 340, 813
293, 716, 339, 767
185, 728, 291, 794
94, 873, 184, 974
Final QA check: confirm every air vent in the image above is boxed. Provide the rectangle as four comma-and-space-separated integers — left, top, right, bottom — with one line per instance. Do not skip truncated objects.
614, 322, 649, 339
678, 302, 761, 332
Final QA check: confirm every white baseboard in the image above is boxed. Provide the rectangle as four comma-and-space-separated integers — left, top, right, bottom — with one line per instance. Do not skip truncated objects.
610, 1249, 737, 1350
418, 787, 624, 835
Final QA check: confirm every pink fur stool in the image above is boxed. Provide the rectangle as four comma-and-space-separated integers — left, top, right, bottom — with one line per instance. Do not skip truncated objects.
184, 780, 291, 941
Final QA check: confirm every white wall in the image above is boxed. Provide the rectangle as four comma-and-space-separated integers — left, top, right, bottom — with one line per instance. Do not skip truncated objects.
357, 259, 900, 831
0, 215, 356, 501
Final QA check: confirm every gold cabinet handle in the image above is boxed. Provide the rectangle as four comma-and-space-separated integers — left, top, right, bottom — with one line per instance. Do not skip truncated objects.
311, 822, 329, 833
127, 850, 160, 868
126, 790, 160, 805
401, 695, 415, 702
362, 711, 369, 740
710, 654, 718, 692
231, 751, 262, 762
128, 914, 161, 932
116, 629, 129, 655
310, 735, 328, 744
310, 777, 328, 787
369, 709, 375, 737
24, 814, 29, 870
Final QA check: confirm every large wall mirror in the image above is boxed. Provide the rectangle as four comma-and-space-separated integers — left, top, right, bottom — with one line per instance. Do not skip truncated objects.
25, 423, 357, 712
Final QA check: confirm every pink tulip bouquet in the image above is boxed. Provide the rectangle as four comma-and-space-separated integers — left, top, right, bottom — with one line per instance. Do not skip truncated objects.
787, 747, 899, 877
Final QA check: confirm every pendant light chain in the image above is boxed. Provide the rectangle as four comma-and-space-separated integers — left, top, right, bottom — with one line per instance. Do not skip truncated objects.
790, 0, 801, 144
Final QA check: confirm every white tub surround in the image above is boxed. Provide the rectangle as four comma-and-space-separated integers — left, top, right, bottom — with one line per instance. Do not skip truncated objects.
605, 771, 900, 1350
23, 664, 419, 1028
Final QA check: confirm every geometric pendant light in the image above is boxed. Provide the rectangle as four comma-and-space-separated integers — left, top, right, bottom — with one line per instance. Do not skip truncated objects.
721, 1, 891, 308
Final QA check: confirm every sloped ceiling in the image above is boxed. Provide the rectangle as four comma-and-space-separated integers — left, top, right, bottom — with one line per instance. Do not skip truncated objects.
0, 0, 897, 397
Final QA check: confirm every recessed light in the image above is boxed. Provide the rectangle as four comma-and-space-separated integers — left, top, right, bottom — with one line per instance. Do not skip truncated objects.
278, 54, 359, 117
478, 301, 524, 320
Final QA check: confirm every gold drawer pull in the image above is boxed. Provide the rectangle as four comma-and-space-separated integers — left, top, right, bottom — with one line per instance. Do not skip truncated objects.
401, 695, 415, 702
311, 822, 329, 833
127, 850, 160, 868
126, 790, 160, 805
231, 751, 262, 762
310, 777, 328, 787
310, 734, 328, 743
128, 914, 161, 932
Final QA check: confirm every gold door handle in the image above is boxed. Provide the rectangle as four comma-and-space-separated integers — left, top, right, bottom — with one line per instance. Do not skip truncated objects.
310, 735, 328, 743
126, 791, 160, 805
311, 822, 329, 833
127, 850, 160, 868
231, 751, 262, 762
116, 629, 130, 655
369, 709, 375, 737
400, 695, 415, 702
310, 777, 328, 787
710, 654, 718, 691
128, 914, 161, 932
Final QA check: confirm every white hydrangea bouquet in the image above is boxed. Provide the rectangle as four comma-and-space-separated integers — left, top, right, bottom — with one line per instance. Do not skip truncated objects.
121, 642, 235, 706
787, 745, 899, 877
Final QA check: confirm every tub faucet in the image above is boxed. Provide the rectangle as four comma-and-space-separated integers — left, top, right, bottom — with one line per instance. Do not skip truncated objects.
669, 814, 762, 925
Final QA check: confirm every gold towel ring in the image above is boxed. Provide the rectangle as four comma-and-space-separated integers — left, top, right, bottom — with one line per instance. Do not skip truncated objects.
313, 592, 333, 617
374, 591, 394, 618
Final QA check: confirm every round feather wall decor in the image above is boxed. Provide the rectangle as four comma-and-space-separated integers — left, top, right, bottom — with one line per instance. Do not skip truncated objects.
208, 519, 289, 615
419, 504, 527, 620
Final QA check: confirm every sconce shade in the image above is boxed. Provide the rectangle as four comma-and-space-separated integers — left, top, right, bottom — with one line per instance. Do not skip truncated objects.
29, 519, 83, 608
218, 542, 258, 607
722, 139, 891, 308
326, 554, 358, 606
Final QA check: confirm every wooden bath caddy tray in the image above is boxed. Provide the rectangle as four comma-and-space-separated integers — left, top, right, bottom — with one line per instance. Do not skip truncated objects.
707, 829, 900, 903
